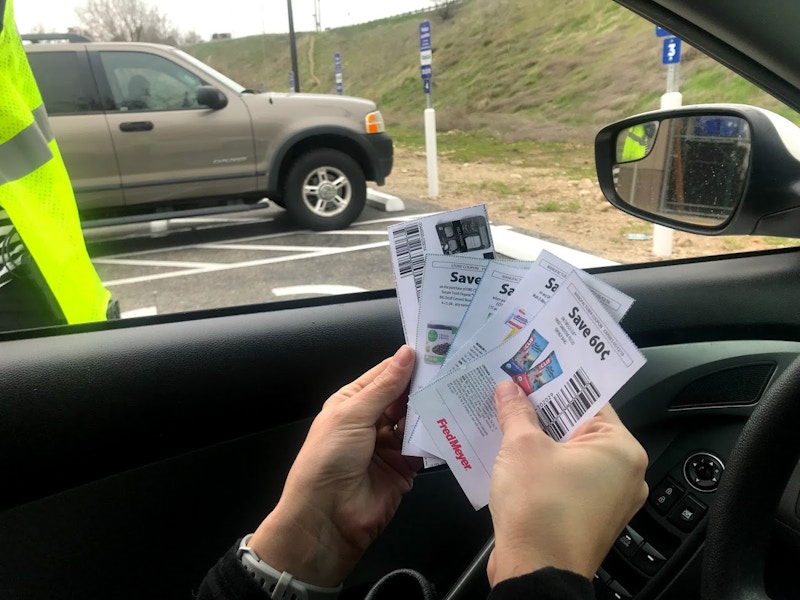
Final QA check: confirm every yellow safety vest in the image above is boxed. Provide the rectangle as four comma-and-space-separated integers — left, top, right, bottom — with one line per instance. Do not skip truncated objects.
0, 0, 110, 323
621, 124, 649, 162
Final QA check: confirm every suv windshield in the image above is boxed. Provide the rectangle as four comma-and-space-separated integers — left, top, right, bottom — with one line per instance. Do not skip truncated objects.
167, 47, 247, 94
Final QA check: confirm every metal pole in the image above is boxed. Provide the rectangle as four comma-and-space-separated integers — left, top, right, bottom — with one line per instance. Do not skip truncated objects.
287, 0, 300, 92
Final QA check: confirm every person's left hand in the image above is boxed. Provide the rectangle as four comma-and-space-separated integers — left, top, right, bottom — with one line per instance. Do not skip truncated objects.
247, 345, 421, 587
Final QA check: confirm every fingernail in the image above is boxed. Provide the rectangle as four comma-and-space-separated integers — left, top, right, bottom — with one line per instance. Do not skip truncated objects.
496, 380, 520, 402
393, 345, 414, 368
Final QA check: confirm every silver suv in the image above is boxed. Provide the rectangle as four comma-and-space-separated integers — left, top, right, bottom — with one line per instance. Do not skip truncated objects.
23, 35, 393, 230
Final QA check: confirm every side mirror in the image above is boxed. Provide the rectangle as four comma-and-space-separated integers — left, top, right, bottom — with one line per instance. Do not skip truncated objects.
196, 85, 228, 110
595, 104, 800, 237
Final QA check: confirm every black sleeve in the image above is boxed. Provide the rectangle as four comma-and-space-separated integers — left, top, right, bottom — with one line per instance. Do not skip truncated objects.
195, 540, 269, 600
487, 567, 595, 600
196, 543, 592, 600
196, 540, 440, 600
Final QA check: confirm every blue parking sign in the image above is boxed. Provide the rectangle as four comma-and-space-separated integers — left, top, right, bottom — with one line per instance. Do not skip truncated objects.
655, 26, 672, 37
662, 37, 681, 64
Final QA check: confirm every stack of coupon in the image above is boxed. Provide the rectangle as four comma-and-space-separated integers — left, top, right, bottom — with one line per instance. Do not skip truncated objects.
388, 204, 646, 509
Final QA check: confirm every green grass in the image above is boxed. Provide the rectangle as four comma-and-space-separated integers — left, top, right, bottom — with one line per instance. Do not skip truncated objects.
390, 126, 595, 178
186, 0, 800, 151
535, 199, 581, 213
723, 237, 747, 251
620, 222, 652, 236
763, 236, 800, 247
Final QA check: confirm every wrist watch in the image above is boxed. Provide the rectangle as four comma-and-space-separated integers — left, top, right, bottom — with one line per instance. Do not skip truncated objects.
236, 534, 343, 600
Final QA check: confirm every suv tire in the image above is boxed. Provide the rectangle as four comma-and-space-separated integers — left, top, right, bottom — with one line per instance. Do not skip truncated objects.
283, 148, 367, 231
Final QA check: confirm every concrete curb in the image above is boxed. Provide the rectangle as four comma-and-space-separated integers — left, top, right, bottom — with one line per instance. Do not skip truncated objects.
367, 188, 405, 212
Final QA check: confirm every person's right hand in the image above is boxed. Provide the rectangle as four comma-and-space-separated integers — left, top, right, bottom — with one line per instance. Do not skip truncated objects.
487, 380, 649, 586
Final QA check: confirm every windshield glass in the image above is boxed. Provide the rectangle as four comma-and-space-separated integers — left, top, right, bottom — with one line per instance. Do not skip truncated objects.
168, 47, 247, 94
7, 0, 800, 335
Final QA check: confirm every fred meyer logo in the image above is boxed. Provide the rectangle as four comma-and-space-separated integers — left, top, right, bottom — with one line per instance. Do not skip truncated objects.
437, 418, 472, 470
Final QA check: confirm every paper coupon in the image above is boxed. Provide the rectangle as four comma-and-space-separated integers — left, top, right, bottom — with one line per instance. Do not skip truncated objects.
446, 259, 533, 360
407, 250, 633, 455
387, 205, 495, 345
409, 271, 646, 509
411, 255, 492, 393
405, 257, 529, 460
435, 249, 632, 375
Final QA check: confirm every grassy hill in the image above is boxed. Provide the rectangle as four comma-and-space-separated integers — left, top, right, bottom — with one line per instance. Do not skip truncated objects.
186, 0, 795, 146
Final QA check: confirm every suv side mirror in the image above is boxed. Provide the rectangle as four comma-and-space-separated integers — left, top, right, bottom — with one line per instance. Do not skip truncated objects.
595, 104, 800, 238
196, 85, 228, 110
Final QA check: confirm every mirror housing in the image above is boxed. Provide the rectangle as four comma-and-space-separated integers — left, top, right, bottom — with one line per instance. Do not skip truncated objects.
196, 85, 228, 110
595, 104, 800, 237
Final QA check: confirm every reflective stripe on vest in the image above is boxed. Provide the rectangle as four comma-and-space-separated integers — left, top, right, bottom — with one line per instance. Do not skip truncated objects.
0, 105, 53, 185
0, 0, 110, 324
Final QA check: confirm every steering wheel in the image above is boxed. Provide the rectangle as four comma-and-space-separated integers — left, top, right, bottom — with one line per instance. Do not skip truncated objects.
701, 355, 800, 599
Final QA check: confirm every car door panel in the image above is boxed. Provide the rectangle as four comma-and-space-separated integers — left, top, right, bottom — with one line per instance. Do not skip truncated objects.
91, 49, 258, 208
3, 249, 800, 599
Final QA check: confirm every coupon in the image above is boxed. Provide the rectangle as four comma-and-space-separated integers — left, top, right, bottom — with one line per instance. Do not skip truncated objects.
387, 205, 495, 345
387, 206, 494, 463
411, 255, 492, 392
436, 249, 632, 374
409, 271, 647, 509
445, 259, 533, 360
407, 250, 633, 455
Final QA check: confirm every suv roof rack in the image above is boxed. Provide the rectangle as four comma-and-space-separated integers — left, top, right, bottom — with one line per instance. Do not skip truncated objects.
21, 33, 93, 43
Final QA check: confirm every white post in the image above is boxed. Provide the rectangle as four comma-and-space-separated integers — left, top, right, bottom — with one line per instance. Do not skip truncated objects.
652, 90, 683, 257
424, 107, 439, 198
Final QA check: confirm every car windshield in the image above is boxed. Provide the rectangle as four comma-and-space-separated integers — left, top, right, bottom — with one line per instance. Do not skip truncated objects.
6, 0, 800, 335
167, 46, 247, 94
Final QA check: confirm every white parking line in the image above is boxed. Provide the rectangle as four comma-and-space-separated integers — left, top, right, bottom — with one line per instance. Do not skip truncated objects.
121, 306, 159, 318
94, 258, 221, 268
99, 214, 614, 297
102, 240, 390, 286
273, 285, 366, 296
196, 243, 358, 252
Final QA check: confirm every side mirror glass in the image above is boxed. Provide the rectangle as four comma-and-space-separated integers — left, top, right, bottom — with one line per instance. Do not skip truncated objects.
196, 85, 228, 110
596, 104, 800, 238
613, 116, 750, 227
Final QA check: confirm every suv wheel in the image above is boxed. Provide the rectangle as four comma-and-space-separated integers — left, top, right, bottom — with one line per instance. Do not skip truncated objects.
283, 149, 367, 231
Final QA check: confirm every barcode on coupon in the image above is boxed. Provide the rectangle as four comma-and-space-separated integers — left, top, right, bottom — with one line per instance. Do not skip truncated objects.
392, 223, 425, 297
537, 368, 601, 440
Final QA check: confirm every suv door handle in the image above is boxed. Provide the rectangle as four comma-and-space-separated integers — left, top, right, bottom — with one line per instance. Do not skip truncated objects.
119, 121, 154, 132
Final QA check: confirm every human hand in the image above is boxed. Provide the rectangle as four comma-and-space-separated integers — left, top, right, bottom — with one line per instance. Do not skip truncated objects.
247, 345, 422, 587
487, 380, 648, 586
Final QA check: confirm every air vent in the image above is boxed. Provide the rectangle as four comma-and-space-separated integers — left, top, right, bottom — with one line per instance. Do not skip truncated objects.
670, 362, 776, 409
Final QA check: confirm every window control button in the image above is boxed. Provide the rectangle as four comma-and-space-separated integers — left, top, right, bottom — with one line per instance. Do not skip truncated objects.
593, 567, 613, 594
607, 579, 634, 599
649, 477, 685, 515
632, 542, 668, 576
668, 494, 708, 532
614, 525, 643, 558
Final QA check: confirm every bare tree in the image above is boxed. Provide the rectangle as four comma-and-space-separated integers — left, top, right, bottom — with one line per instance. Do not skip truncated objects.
75, 0, 194, 44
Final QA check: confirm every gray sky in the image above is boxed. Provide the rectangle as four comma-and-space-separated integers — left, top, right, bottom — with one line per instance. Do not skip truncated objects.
14, 0, 435, 39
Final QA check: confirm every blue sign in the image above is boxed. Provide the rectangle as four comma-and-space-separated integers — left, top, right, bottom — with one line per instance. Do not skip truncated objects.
655, 26, 672, 37
662, 37, 681, 64
419, 20, 431, 52
419, 20, 432, 81
334, 52, 343, 94
423, 79, 431, 94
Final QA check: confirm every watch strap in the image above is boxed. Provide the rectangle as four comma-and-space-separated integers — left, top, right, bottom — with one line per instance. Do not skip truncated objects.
237, 534, 342, 600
